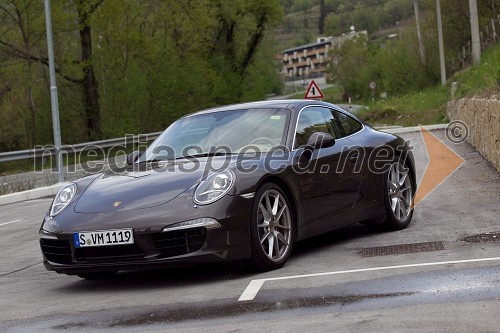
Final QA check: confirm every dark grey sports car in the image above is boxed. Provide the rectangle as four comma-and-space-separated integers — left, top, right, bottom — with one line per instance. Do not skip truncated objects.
39, 100, 416, 278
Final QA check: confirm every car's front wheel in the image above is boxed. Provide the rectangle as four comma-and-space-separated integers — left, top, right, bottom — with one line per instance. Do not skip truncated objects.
249, 183, 294, 271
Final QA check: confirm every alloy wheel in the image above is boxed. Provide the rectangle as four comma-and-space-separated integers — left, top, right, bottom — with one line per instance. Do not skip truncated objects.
387, 162, 413, 221
256, 189, 292, 262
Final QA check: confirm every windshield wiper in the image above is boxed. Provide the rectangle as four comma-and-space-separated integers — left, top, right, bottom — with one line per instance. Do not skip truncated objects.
136, 157, 166, 164
137, 152, 235, 164
175, 152, 236, 160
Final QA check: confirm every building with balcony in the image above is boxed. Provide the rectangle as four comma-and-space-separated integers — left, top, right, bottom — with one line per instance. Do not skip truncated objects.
279, 30, 367, 87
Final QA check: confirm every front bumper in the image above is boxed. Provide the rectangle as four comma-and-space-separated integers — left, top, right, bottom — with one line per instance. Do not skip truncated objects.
39, 194, 253, 275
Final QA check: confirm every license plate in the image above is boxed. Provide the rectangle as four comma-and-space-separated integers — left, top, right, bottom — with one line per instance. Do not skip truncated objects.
73, 229, 134, 248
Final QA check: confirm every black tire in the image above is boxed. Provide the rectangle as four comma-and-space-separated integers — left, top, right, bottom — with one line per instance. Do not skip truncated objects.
381, 158, 415, 230
249, 183, 295, 271
76, 271, 117, 279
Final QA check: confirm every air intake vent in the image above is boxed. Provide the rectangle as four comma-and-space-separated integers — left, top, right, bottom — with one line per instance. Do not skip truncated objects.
40, 239, 72, 264
150, 227, 206, 258
75, 244, 145, 263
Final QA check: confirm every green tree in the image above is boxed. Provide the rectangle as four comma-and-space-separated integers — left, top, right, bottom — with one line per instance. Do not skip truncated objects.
328, 35, 375, 99
0, 0, 284, 150
0, 0, 46, 147
375, 32, 434, 95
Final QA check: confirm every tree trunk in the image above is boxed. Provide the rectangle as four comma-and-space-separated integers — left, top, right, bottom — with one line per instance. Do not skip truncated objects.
318, 0, 326, 34
79, 24, 101, 139
76, 1, 102, 140
16, 6, 37, 145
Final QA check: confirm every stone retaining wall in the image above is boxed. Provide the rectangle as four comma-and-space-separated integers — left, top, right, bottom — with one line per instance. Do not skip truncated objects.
447, 96, 500, 171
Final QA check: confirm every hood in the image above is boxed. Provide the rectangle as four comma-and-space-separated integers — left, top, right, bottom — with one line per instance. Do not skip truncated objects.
74, 159, 222, 213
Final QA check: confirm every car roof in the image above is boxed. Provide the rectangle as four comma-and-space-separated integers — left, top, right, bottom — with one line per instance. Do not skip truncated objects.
184, 99, 339, 117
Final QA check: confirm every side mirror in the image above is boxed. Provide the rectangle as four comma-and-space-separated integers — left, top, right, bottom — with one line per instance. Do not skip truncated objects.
127, 150, 143, 165
306, 132, 335, 151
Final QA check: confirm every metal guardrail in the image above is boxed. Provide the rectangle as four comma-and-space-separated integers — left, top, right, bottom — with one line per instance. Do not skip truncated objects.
0, 132, 163, 163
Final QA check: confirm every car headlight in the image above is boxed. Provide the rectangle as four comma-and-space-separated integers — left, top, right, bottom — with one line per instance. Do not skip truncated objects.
50, 183, 77, 217
193, 170, 235, 205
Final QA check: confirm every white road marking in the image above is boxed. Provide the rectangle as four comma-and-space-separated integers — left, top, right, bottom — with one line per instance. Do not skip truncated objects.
238, 280, 265, 302
238, 256, 500, 301
0, 219, 23, 227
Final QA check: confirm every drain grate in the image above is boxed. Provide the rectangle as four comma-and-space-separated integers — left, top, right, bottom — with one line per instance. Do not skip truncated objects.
460, 231, 500, 243
360, 241, 445, 257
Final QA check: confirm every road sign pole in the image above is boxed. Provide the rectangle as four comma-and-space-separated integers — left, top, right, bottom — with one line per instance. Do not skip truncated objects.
436, 0, 447, 85
413, 0, 426, 64
369, 81, 376, 103
469, 0, 481, 65
43, 0, 64, 183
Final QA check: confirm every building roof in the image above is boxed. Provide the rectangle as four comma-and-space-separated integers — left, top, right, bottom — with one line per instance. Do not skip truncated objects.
281, 39, 332, 54
281, 31, 368, 55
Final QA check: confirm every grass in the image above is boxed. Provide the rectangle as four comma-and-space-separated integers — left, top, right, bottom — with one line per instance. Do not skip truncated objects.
285, 82, 450, 127
452, 45, 500, 98
358, 86, 451, 127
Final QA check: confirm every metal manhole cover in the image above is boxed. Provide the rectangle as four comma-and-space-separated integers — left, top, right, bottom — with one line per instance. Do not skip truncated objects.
460, 231, 500, 243
360, 241, 445, 257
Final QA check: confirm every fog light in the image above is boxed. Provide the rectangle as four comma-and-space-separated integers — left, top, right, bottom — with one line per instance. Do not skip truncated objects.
161, 218, 222, 232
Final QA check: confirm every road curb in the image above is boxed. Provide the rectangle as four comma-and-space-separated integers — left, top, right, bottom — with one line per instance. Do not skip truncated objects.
380, 123, 448, 134
0, 183, 64, 206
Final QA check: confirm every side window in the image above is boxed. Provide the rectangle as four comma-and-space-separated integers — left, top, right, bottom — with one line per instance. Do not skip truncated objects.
332, 109, 363, 137
294, 107, 339, 149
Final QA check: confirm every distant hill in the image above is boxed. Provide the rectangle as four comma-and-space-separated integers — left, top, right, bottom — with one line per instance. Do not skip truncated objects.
274, 0, 415, 51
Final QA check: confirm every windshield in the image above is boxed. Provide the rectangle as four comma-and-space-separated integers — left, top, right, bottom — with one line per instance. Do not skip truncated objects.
138, 108, 290, 161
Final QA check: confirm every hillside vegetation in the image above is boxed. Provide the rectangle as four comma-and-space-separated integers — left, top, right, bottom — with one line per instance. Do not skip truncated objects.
356, 44, 500, 127
277, 0, 415, 50
284, 44, 499, 127
277, 0, 498, 118
0, 0, 498, 154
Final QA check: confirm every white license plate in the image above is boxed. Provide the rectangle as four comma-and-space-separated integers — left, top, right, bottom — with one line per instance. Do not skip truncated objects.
73, 229, 134, 248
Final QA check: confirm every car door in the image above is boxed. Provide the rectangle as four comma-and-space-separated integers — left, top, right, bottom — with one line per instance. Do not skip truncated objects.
293, 106, 362, 227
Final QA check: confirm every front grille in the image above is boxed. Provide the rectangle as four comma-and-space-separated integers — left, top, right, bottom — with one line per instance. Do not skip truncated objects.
75, 244, 145, 263
150, 227, 206, 258
40, 239, 72, 264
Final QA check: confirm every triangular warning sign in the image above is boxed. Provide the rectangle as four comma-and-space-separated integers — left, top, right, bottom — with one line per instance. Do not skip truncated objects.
304, 80, 324, 99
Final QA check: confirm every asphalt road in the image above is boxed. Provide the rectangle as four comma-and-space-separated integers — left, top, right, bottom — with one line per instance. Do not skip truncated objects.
0, 129, 499, 332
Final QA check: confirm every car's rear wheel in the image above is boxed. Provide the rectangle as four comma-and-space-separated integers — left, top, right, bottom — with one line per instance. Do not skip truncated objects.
382, 160, 414, 230
249, 183, 294, 271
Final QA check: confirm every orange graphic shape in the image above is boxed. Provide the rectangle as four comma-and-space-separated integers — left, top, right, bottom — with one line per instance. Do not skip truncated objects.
413, 126, 464, 206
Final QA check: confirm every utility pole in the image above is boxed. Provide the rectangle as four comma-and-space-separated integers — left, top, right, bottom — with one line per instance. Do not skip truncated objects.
43, 0, 64, 183
469, 0, 481, 65
436, 0, 446, 85
413, 0, 426, 64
